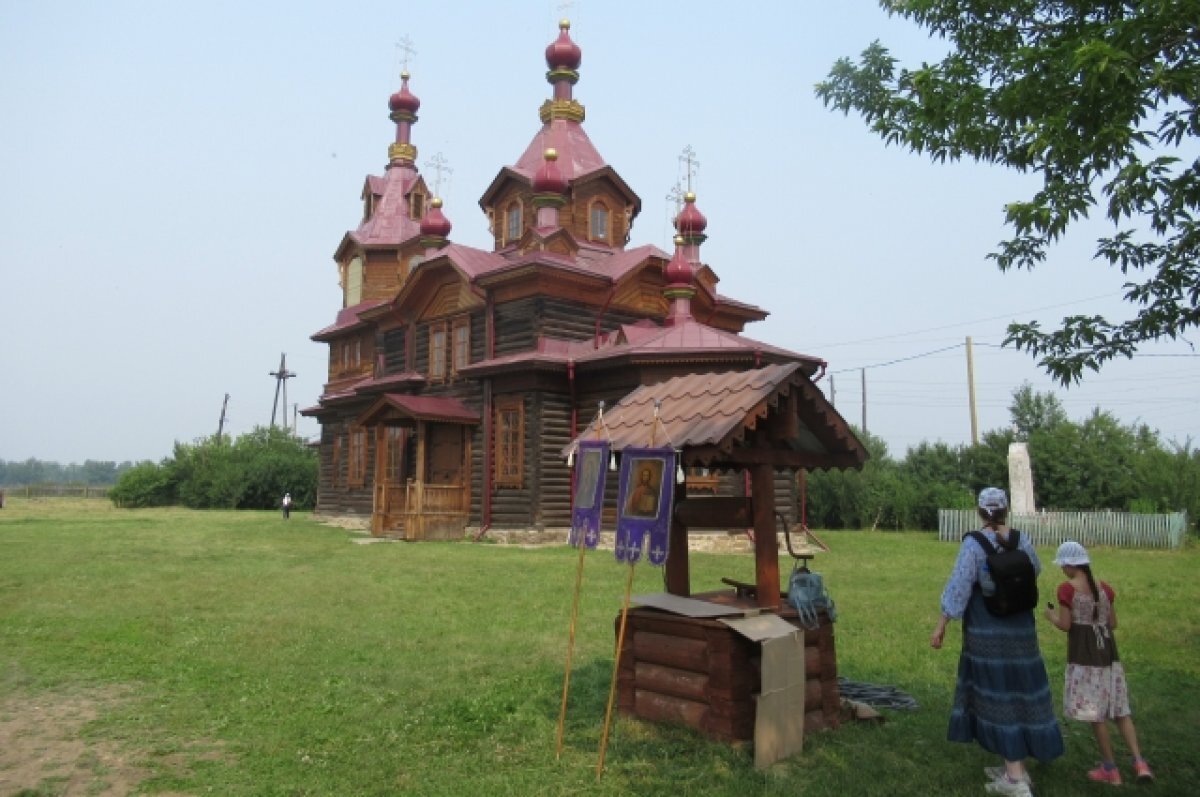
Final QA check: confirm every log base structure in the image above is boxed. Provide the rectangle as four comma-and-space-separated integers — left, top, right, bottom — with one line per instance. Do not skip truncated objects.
616, 592, 839, 742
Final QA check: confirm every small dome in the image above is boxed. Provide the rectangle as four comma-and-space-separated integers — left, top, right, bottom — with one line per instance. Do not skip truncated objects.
663, 236, 693, 284
675, 191, 708, 235
545, 20, 582, 70
420, 197, 452, 237
388, 72, 421, 114
532, 148, 568, 194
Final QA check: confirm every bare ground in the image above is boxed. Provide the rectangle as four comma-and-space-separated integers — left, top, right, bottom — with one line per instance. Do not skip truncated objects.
0, 687, 202, 797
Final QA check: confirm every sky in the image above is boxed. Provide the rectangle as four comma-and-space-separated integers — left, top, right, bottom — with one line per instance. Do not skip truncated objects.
2, 0, 1196, 465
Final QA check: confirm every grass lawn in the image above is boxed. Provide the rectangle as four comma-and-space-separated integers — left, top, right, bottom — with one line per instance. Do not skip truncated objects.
1, 498, 1197, 796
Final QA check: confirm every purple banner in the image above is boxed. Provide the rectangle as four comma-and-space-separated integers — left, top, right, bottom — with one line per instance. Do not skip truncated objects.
569, 441, 609, 549
614, 447, 677, 566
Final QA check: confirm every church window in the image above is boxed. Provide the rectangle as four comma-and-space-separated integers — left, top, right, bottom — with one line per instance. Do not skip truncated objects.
331, 435, 343, 488
410, 192, 425, 220
590, 201, 610, 241
452, 316, 470, 375
346, 256, 364, 306
505, 202, 522, 243
495, 397, 524, 488
429, 321, 448, 381
348, 427, 367, 487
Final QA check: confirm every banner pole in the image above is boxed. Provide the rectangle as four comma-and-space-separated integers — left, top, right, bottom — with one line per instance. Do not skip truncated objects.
555, 540, 588, 758
596, 561, 636, 780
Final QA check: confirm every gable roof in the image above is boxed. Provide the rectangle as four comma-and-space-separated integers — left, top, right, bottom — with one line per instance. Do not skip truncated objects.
564, 363, 867, 470
355, 393, 480, 426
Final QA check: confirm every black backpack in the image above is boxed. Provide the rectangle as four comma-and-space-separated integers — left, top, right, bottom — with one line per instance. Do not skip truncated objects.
967, 529, 1039, 617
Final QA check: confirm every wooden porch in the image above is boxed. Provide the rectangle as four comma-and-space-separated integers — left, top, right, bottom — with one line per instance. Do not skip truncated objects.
373, 480, 469, 540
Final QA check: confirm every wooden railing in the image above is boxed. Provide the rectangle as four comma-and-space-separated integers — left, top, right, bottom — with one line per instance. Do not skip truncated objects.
938, 509, 1189, 549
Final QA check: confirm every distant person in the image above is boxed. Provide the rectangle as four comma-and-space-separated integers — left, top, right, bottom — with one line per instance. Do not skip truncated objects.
1045, 540, 1154, 785
282, 492, 292, 520
930, 487, 1063, 796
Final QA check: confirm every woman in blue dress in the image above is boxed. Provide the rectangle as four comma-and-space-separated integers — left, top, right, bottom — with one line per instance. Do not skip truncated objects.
930, 487, 1064, 796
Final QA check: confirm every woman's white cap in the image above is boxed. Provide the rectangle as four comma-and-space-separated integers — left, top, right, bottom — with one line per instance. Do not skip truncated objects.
1054, 540, 1090, 566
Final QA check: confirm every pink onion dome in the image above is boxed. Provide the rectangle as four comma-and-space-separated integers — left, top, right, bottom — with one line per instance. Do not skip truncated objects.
545, 19, 582, 70
663, 236, 694, 284
675, 191, 708, 235
420, 197, 452, 237
532, 148, 568, 194
388, 71, 421, 114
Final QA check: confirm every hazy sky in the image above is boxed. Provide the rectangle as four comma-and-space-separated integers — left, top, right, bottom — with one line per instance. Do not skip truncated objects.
2, 1, 1196, 465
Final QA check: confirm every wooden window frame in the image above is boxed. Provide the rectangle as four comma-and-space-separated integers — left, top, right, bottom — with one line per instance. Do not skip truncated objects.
331, 435, 343, 489
589, 200, 610, 242
348, 427, 367, 487
428, 321, 448, 382
504, 201, 522, 244
451, 315, 470, 376
410, 191, 425, 220
494, 396, 524, 488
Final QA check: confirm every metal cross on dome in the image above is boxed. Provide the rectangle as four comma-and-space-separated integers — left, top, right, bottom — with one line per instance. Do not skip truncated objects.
666, 180, 685, 217
678, 145, 700, 192
395, 35, 417, 75
424, 152, 453, 198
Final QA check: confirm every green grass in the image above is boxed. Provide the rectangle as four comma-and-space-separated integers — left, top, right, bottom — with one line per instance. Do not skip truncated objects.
1, 498, 1197, 795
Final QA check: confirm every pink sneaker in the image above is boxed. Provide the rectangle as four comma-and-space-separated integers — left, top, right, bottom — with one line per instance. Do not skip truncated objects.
1088, 764, 1123, 785
1134, 758, 1155, 783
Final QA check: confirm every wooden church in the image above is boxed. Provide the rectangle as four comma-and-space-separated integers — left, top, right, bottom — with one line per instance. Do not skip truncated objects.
304, 20, 865, 538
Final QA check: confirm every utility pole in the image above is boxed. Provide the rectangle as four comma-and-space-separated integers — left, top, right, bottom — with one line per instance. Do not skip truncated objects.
966, 336, 979, 445
270, 353, 297, 429
860, 368, 867, 435
216, 393, 230, 439
292, 402, 298, 435
829, 374, 836, 407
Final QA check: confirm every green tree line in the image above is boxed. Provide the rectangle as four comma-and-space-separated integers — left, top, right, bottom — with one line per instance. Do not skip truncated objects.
0, 459, 136, 486
107, 426, 317, 510
806, 385, 1198, 532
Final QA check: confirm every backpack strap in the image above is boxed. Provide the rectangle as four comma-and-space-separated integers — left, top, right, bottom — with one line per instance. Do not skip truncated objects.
966, 530, 996, 555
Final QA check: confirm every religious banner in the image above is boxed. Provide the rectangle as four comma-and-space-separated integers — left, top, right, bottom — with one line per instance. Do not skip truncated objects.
614, 447, 677, 566
569, 440, 609, 549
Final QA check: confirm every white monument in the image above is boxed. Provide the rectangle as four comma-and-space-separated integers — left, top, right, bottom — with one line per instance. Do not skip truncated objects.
1008, 442, 1036, 515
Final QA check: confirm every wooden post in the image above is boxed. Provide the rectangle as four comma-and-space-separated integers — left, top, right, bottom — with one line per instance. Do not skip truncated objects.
751, 463, 780, 609
664, 488, 690, 596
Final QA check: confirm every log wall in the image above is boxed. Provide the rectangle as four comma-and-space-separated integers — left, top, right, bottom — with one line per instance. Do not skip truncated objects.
616, 606, 839, 743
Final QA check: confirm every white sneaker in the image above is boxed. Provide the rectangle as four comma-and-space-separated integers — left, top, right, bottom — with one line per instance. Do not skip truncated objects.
984, 776, 1033, 796
983, 766, 1032, 785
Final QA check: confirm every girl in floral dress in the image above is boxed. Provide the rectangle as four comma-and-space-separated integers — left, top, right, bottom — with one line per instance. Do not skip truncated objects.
1045, 540, 1154, 785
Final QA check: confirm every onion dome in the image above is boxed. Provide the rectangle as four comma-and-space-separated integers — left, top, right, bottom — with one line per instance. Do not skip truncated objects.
420, 197, 452, 238
389, 71, 421, 115
532, 148, 568, 194
545, 19, 582, 70
663, 235, 694, 285
675, 191, 708, 236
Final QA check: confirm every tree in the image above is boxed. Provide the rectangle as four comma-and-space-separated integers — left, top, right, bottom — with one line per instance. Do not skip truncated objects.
1008, 382, 1068, 439
817, 2, 1200, 384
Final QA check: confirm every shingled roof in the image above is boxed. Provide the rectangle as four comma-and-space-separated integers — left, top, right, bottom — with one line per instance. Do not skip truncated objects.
565, 363, 867, 471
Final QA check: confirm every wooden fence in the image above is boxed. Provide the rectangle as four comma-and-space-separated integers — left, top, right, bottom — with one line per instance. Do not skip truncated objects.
938, 509, 1189, 549
0, 485, 110, 499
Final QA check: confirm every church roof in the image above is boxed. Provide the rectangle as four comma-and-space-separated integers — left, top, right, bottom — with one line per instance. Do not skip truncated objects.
349, 166, 423, 247
310, 299, 387, 341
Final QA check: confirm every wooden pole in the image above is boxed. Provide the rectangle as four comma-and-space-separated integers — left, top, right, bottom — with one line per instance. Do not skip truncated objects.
555, 540, 588, 758
597, 562, 637, 780
966, 335, 979, 445
752, 463, 781, 609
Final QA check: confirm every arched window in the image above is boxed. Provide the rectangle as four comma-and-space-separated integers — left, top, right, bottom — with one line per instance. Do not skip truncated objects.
589, 201, 610, 242
346, 256, 364, 306
505, 202, 522, 244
